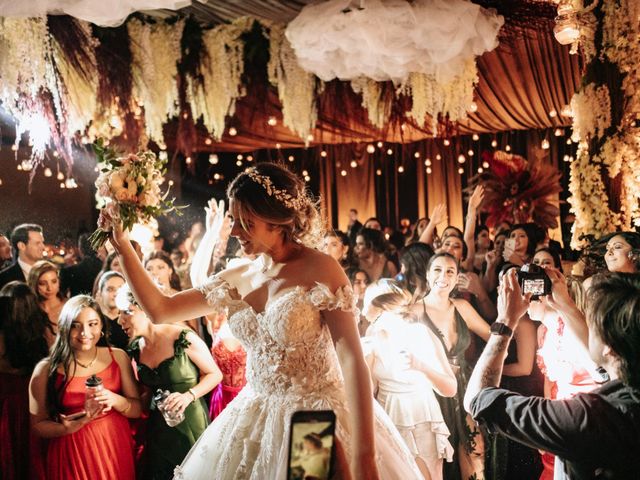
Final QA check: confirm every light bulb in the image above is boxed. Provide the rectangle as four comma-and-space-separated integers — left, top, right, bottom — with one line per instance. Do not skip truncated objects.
554, 128, 564, 137
426, 167, 432, 174
340, 170, 347, 177
457, 167, 464, 174
267, 116, 277, 126
472, 133, 480, 141
457, 154, 466, 164
228, 127, 237, 136
541, 139, 550, 149
491, 139, 498, 148
350, 160, 357, 168
398, 166, 404, 173
443, 139, 451, 146
366, 144, 375, 154
376, 169, 382, 176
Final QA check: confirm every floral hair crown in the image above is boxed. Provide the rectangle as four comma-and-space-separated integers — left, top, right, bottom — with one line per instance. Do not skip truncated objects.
245, 168, 307, 210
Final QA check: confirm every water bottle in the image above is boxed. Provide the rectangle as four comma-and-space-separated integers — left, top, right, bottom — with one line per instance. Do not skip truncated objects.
153, 389, 185, 427
84, 375, 103, 416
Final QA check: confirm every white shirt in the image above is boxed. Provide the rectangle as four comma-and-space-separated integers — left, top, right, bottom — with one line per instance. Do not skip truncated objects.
17, 257, 33, 280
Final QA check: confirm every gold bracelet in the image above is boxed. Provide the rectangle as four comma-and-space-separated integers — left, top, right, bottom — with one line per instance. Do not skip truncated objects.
121, 399, 132, 415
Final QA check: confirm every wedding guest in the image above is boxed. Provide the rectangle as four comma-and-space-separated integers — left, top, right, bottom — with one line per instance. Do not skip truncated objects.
28, 260, 67, 340
323, 230, 355, 275
94, 271, 128, 350
363, 279, 456, 480
346, 208, 363, 245
117, 284, 221, 479
354, 227, 398, 282
0, 224, 45, 289
29, 295, 141, 480
398, 242, 434, 301
60, 234, 103, 297
0, 282, 50, 479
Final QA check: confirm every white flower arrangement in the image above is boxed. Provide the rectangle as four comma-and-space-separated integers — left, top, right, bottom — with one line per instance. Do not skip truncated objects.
187, 17, 252, 141
268, 24, 320, 145
89, 139, 182, 249
568, 0, 640, 245
401, 58, 478, 132
350, 77, 390, 130
128, 18, 184, 144
570, 83, 611, 141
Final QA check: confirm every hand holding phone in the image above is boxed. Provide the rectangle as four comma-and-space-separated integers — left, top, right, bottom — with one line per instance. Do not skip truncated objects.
60, 410, 89, 434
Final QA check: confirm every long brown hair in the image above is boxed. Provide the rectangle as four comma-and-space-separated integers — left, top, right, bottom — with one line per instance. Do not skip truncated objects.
46, 295, 101, 418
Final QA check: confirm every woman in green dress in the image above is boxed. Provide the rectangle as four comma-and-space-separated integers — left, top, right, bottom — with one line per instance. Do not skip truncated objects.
116, 284, 222, 480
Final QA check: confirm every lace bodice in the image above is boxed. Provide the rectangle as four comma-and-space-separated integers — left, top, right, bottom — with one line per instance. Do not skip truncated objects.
197, 276, 357, 397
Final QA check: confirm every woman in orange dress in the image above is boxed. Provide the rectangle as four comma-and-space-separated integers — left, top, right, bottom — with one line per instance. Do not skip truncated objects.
29, 295, 142, 480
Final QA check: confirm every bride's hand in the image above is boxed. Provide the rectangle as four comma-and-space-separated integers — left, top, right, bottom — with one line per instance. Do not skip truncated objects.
108, 221, 129, 253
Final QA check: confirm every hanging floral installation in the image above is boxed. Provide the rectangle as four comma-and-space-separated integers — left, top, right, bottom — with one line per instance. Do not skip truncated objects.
350, 78, 391, 130
187, 17, 252, 141
49, 18, 98, 138
467, 150, 562, 229
566, 0, 640, 247
128, 18, 184, 144
400, 59, 479, 133
268, 23, 321, 145
0, 17, 53, 159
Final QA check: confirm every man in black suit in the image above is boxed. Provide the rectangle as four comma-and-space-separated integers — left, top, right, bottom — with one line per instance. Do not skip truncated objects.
0, 223, 45, 290
60, 233, 104, 296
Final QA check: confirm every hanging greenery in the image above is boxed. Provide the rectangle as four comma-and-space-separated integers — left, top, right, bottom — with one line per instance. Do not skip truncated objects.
187, 17, 252, 141
268, 23, 320, 144
128, 18, 184, 144
350, 77, 391, 130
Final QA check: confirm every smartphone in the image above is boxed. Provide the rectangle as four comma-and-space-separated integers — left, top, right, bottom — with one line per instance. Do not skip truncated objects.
65, 411, 87, 421
504, 238, 516, 252
287, 410, 336, 480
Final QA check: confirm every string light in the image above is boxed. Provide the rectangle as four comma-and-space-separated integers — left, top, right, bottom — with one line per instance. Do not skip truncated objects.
566, 138, 572, 145
185, 157, 192, 165
478, 167, 484, 173
209, 154, 219, 165
288, 155, 294, 162
398, 166, 404, 173
267, 116, 277, 126
560, 105, 573, 117
213, 173, 221, 180
457, 167, 464, 174
159, 151, 169, 161
549, 109, 557, 118
168, 180, 174, 186
376, 141, 383, 148
11, 144, 18, 152
376, 169, 382, 176
386, 148, 393, 155
472, 133, 480, 141
563, 154, 571, 162
205, 138, 213, 145
366, 144, 375, 154
57, 171, 65, 181
228, 127, 237, 136
457, 154, 466, 164
482, 161, 490, 169
435, 154, 442, 160
468, 149, 474, 156
44, 167, 52, 177
505, 145, 511, 152
414, 151, 420, 158
468, 101, 478, 113
443, 139, 451, 146
236, 160, 242, 166
237, 154, 243, 160
491, 139, 498, 148
307, 134, 314, 142
246, 155, 253, 161
541, 139, 550, 149
320, 150, 327, 157
302, 170, 308, 176
59, 182, 66, 189
276, 143, 282, 149
340, 169, 347, 176
554, 128, 564, 136
426, 167, 432, 174
350, 160, 357, 168
425, 159, 432, 166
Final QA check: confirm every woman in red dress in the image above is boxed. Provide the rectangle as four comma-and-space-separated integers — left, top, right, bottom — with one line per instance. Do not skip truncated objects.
29, 295, 142, 480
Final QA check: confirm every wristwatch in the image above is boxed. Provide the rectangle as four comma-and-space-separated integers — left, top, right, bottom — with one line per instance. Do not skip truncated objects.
490, 321, 513, 337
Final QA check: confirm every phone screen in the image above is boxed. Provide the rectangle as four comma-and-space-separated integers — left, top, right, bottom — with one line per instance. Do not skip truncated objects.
287, 410, 336, 480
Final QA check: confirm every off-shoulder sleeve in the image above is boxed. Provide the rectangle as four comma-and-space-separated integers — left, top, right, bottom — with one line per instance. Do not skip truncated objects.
307, 282, 359, 315
194, 276, 246, 316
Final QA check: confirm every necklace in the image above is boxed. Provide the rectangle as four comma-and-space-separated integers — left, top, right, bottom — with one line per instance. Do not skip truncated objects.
75, 348, 99, 369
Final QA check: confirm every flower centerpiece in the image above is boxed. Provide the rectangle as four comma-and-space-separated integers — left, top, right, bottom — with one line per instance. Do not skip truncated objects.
89, 139, 183, 250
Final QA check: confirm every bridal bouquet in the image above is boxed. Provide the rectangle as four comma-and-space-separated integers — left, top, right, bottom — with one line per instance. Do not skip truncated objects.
88, 139, 182, 250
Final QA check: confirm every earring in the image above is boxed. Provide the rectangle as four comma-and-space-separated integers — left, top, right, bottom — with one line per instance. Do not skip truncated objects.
101, 331, 105, 337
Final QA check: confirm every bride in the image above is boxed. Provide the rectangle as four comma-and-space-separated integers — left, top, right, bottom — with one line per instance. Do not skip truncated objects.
110, 162, 422, 479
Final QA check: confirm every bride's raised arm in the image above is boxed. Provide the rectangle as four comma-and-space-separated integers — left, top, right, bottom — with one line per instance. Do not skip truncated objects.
110, 225, 214, 324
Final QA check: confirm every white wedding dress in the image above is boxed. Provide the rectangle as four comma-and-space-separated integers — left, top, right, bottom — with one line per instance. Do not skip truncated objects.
172, 256, 422, 479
